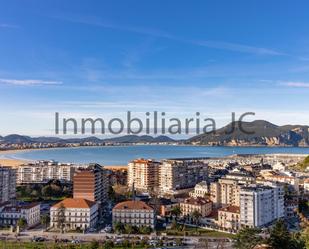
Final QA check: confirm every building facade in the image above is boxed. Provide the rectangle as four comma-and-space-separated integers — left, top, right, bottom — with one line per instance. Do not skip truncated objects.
0, 203, 40, 227
128, 159, 160, 191
218, 205, 240, 232
190, 181, 209, 198
240, 184, 284, 228
180, 197, 212, 217
50, 198, 98, 231
73, 164, 109, 206
0, 167, 16, 204
17, 160, 76, 184
112, 200, 156, 228
159, 159, 208, 195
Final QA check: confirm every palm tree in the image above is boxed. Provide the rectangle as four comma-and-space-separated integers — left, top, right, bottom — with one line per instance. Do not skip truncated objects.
170, 206, 182, 221
191, 210, 202, 231
17, 218, 27, 230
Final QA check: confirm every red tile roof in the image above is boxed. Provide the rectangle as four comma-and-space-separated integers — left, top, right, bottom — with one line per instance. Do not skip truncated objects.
183, 197, 212, 206
113, 200, 153, 211
218, 205, 240, 214
52, 198, 96, 209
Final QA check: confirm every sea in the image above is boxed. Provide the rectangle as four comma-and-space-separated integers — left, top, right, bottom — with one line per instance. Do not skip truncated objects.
1, 145, 309, 165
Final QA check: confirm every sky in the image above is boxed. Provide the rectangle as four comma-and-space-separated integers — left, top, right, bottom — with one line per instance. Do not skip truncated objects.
1, 0, 309, 137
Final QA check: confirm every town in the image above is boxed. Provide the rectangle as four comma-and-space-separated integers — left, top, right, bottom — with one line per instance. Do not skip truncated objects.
0, 153, 309, 248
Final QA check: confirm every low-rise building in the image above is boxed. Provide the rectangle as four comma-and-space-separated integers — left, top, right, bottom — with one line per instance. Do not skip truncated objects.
180, 197, 212, 217
218, 205, 240, 232
0, 203, 40, 227
189, 181, 209, 198
112, 200, 156, 228
50, 198, 98, 231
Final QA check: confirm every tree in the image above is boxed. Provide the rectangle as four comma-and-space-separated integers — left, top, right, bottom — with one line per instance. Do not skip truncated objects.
191, 210, 202, 229
17, 218, 27, 230
170, 206, 182, 221
113, 221, 124, 234
89, 240, 100, 249
234, 227, 263, 249
41, 185, 53, 197
268, 219, 292, 249
124, 224, 133, 235
41, 214, 50, 230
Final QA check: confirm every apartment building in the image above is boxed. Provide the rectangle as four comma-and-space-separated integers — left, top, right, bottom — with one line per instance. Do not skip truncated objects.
219, 178, 241, 207
17, 160, 76, 184
0, 203, 40, 227
50, 198, 98, 231
190, 181, 209, 198
263, 174, 300, 193
0, 166, 16, 203
128, 159, 160, 191
180, 197, 212, 217
239, 184, 284, 228
210, 182, 221, 207
218, 205, 240, 231
159, 159, 208, 195
73, 164, 109, 206
112, 200, 156, 228
210, 171, 254, 207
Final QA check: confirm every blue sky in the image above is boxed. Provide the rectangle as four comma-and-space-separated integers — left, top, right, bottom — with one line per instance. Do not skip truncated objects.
1, 0, 309, 136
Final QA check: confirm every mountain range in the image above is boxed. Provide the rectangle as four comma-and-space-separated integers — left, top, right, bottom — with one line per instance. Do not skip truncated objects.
1, 120, 309, 147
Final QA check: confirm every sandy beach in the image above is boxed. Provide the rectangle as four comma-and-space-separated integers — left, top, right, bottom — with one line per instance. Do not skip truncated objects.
0, 158, 28, 167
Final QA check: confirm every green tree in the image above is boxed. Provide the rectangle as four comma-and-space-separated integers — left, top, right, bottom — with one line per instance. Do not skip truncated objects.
113, 221, 124, 234
191, 210, 202, 230
17, 217, 27, 230
234, 227, 263, 249
170, 206, 182, 221
124, 224, 133, 235
41, 185, 53, 197
89, 240, 99, 249
268, 219, 292, 249
40, 214, 50, 230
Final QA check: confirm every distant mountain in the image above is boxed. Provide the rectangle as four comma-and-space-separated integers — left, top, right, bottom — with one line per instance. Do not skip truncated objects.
189, 120, 309, 147
0, 134, 176, 145
102, 135, 175, 143
2, 120, 309, 147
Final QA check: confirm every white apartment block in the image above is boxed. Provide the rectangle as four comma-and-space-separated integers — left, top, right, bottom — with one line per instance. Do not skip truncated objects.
50, 198, 98, 231
128, 159, 160, 191
17, 160, 77, 184
0, 203, 40, 227
190, 181, 209, 198
0, 167, 16, 203
159, 159, 208, 194
112, 200, 156, 228
240, 184, 284, 228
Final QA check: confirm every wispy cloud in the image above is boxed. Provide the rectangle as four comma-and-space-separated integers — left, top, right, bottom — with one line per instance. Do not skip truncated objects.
0, 23, 19, 28
0, 78, 63, 86
279, 81, 309, 88
53, 14, 282, 56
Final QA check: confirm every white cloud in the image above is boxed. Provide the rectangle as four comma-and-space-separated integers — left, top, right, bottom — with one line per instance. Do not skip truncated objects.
0, 78, 62, 86
279, 81, 309, 88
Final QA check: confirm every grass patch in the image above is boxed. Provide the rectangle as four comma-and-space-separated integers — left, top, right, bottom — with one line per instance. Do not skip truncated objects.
164, 225, 235, 238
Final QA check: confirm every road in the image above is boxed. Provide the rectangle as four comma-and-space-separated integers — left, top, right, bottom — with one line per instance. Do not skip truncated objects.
1, 229, 234, 248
